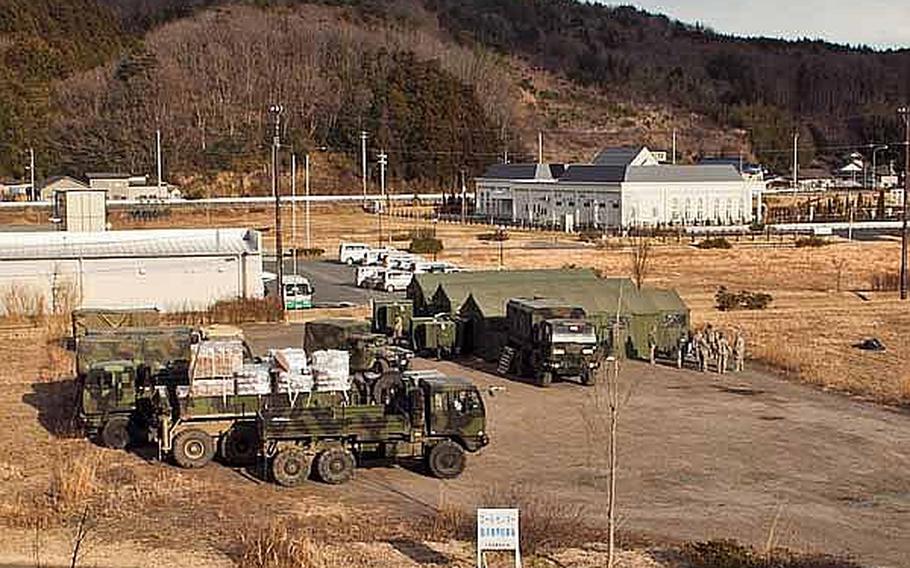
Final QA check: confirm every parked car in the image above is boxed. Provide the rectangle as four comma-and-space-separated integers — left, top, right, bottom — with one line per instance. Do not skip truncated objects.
376, 269, 413, 293
339, 242, 370, 265
355, 266, 386, 288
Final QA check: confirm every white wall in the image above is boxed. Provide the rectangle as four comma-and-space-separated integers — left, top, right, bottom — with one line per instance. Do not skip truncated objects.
621, 181, 753, 227
0, 253, 264, 313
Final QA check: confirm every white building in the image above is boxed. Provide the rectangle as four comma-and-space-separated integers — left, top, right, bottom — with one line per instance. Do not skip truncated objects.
476, 146, 756, 229
0, 228, 264, 312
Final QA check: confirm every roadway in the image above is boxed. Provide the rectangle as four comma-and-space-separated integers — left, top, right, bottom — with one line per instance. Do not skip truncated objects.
263, 258, 402, 307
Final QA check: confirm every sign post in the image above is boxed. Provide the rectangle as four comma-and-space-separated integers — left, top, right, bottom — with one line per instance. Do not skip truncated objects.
477, 508, 520, 568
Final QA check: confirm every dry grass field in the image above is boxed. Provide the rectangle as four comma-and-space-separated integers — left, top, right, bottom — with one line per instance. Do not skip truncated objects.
111, 204, 910, 405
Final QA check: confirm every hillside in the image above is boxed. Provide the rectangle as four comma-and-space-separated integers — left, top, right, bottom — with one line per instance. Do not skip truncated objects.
3, 0, 909, 190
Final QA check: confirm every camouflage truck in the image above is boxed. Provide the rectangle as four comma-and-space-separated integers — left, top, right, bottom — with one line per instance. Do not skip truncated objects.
261, 374, 489, 486
304, 319, 412, 376
410, 315, 457, 359
72, 307, 161, 339
506, 298, 600, 387
371, 298, 413, 339
75, 326, 194, 448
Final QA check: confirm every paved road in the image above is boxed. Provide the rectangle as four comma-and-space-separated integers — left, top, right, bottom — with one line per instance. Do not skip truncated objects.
238, 328, 910, 566
263, 259, 403, 306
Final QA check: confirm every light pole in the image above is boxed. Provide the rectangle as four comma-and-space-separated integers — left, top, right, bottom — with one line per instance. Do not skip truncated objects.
269, 104, 285, 316
291, 153, 297, 276
378, 151, 388, 247
27, 148, 35, 201
361, 131, 368, 206
899, 106, 910, 300
496, 224, 506, 270
872, 144, 888, 221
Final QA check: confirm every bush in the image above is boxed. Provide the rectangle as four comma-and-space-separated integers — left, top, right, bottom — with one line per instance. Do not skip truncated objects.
297, 248, 325, 258
477, 230, 509, 242
169, 297, 284, 325
870, 271, 899, 291
795, 236, 828, 248
681, 539, 863, 568
409, 237, 444, 255
715, 286, 773, 311
697, 237, 732, 249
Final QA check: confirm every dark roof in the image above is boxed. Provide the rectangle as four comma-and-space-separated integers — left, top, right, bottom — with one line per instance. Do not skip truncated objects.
559, 165, 627, 183
698, 157, 761, 174
40, 175, 88, 189
624, 165, 743, 183
592, 146, 645, 167
548, 164, 566, 178
86, 172, 131, 179
479, 164, 541, 180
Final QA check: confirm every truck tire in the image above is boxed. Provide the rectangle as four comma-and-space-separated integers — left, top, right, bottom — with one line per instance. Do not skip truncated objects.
315, 446, 356, 485
221, 423, 259, 466
172, 429, 216, 469
371, 372, 403, 405
100, 416, 130, 450
537, 371, 553, 388
427, 440, 466, 479
272, 448, 311, 487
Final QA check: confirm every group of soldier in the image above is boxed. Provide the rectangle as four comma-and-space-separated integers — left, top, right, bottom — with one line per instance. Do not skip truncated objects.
648, 324, 746, 374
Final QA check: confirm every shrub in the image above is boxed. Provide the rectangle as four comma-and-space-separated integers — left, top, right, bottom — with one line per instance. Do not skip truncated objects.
715, 286, 773, 311
169, 297, 283, 326
409, 237, 443, 255
681, 539, 863, 568
870, 271, 899, 291
577, 228, 604, 243
697, 237, 732, 249
477, 230, 509, 242
237, 521, 371, 568
297, 248, 325, 258
795, 236, 828, 248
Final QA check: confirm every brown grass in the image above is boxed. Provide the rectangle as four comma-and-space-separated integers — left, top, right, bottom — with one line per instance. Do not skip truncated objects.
168, 297, 284, 326
236, 521, 375, 568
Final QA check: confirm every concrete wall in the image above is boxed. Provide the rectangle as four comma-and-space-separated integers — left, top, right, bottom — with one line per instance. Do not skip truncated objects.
0, 253, 264, 313
620, 181, 753, 227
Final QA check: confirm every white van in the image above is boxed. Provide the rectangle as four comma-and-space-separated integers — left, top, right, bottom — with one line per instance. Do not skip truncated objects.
338, 242, 370, 265
355, 265, 386, 287
377, 269, 413, 293
362, 247, 394, 266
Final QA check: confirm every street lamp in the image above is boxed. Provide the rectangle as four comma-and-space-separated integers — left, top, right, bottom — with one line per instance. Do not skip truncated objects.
496, 224, 507, 270
269, 104, 285, 317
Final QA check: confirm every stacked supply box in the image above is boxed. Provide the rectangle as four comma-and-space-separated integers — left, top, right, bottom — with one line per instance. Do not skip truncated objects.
271, 348, 314, 393
311, 349, 351, 392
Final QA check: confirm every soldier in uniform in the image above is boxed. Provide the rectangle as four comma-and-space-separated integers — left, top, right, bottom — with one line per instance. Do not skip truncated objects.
716, 332, 730, 374
693, 329, 708, 372
733, 329, 746, 372
648, 325, 658, 365
392, 314, 404, 344
676, 330, 690, 369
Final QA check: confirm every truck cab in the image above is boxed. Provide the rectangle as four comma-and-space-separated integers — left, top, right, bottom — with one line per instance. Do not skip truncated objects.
507, 298, 600, 387
78, 360, 145, 449
412, 376, 488, 453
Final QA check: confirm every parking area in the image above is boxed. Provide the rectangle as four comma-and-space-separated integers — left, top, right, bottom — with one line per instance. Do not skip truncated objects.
264, 259, 403, 306
242, 319, 910, 566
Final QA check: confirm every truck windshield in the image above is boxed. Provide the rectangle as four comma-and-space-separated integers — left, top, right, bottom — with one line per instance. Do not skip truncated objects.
550, 322, 597, 344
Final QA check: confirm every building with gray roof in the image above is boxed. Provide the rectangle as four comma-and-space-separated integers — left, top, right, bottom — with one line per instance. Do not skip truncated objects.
475, 145, 761, 229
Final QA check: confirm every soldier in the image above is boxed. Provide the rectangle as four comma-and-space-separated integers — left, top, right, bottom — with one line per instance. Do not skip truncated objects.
648, 325, 658, 365
717, 332, 730, 374
733, 329, 746, 372
392, 314, 404, 344
692, 331, 708, 373
676, 330, 689, 369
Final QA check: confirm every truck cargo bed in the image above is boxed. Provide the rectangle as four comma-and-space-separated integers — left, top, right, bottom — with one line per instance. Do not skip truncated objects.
261, 405, 410, 442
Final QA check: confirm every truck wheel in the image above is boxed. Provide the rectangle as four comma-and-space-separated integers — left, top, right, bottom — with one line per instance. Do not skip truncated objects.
427, 440, 466, 479
100, 416, 130, 450
371, 372, 403, 405
537, 371, 553, 388
172, 429, 215, 469
315, 446, 356, 485
221, 424, 259, 466
272, 448, 311, 487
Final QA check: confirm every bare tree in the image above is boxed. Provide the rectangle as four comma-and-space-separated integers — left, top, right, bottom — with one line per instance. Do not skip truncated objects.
629, 234, 652, 290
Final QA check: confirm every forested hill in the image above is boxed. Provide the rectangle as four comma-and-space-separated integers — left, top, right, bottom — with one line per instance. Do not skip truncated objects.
3, 0, 909, 190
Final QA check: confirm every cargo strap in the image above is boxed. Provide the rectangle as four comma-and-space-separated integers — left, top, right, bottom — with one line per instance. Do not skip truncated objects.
497, 346, 516, 375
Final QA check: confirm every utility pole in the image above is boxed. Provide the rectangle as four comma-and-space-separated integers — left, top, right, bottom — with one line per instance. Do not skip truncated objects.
361, 131, 368, 205
672, 129, 677, 165
792, 130, 799, 190
28, 148, 35, 201
460, 169, 467, 224
269, 104, 285, 316
305, 153, 311, 252
899, 106, 910, 300
156, 129, 163, 193
291, 153, 297, 276
378, 151, 388, 247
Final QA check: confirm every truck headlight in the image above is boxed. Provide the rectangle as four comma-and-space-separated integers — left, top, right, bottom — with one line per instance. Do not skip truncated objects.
550, 361, 561, 368
582, 347, 594, 355
552, 348, 565, 356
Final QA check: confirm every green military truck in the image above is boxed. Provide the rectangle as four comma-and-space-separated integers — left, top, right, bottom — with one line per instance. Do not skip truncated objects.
371, 298, 413, 338
506, 298, 600, 387
75, 326, 194, 448
261, 374, 489, 486
304, 319, 412, 376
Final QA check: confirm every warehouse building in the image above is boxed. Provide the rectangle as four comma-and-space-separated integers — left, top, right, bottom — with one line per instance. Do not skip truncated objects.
475, 146, 757, 230
0, 228, 264, 312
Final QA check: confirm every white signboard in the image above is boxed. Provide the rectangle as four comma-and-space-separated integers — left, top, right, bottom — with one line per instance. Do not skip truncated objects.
477, 508, 520, 567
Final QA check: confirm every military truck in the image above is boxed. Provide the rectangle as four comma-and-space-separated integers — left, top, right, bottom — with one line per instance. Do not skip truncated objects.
506, 298, 600, 387
72, 307, 160, 339
261, 374, 489, 486
371, 298, 413, 339
304, 319, 412, 377
75, 326, 195, 448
